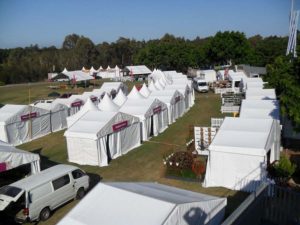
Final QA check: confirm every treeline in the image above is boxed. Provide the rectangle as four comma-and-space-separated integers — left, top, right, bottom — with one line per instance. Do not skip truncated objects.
0, 31, 290, 84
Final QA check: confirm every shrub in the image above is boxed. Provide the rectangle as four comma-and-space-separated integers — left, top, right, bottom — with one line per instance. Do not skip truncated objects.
274, 155, 297, 178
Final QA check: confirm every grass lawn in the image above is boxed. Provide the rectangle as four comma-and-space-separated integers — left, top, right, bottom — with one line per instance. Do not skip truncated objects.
0, 81, 248, 224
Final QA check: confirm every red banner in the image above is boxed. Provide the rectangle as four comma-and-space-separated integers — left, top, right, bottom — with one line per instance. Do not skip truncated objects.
71, 101, 82, 107
21, 112, 37, 121
90, 97, 98, 102
112, 121, 128, 132
175, 96, 181, 103
0, 162, 7, 172
153, 106, 162, 114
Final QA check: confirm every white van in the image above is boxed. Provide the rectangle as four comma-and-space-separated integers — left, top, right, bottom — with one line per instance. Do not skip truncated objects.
0, 164, 89, 222
193, 77, 209, 92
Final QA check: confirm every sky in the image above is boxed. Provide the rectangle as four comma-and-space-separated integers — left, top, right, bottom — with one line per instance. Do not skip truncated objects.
0, 0, 297, 48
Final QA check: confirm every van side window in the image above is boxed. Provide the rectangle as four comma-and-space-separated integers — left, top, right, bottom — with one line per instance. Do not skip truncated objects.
52, 175, 70, 190
72, 169, 85, 179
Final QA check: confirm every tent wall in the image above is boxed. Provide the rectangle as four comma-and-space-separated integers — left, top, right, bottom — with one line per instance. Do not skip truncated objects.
66, 137, 104, 166
51, 108, 68, 132
204, 151, 266, 192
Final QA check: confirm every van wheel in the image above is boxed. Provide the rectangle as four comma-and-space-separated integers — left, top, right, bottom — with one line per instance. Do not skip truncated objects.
76, 188, 85, 200
40, 207, 51, 221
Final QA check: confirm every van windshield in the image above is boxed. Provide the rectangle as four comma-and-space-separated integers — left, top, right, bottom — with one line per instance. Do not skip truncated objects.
198, 82, 207, 86
0, 186, 22, 198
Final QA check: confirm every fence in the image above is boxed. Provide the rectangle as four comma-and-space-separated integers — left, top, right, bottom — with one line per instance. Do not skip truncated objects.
221, 105, 240, 113
222, 183, 300, 225
211, 118, 224, 128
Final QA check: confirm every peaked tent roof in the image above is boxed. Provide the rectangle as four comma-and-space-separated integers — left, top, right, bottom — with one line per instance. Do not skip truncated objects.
98, 93, 120, 112
57, 182, 227, 225
64, 111, 140, 139
113, 89, 128, 106
139, 83, 151, 98
127, 85, 146, 100
148, 81, 159, 92
154, 80, 164, 90
67, 98, 99, 127
209, 117, 275, 156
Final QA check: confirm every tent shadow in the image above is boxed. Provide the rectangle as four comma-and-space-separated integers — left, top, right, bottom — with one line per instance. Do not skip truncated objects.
31, 148, 58, 170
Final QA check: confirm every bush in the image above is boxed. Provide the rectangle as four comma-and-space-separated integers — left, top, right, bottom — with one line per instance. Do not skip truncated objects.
274, 155, 297, 178
0, 81, 5, 86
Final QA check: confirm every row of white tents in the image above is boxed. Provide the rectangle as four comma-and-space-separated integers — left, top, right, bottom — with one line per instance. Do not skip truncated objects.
64, 70, 195, 167
203, 78, 280, 192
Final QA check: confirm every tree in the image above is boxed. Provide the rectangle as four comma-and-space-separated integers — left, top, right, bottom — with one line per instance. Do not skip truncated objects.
62, 34, 80, 50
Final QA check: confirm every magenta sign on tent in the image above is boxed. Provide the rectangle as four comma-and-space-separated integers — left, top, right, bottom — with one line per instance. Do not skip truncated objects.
20, 112, 37, 121
153, 106, 161, 114
112, 121, 128, 132
71, 101, 82, 107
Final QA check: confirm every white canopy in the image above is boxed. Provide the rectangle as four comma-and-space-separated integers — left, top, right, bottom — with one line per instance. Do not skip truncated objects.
0, 141, 40, 174
58, 182, 227, 225
125, 65, 152, 75
120, 98, 168, 141
127, 85, 145, 100
139, 83, 151, 98
240, 100, 280, 121
148, 81, 159, 91
98, 93, 120, 112
204, 117, 280, 192
113, 89, 128, 106
65, 111, 141, 166
245, 88, 276, 100
0, 104, 51, 145
154, 80, 164, 90
67, 98, 99, 128
34, 102, 68, 132
61, 70, 94, 81
52, 97, 83, 116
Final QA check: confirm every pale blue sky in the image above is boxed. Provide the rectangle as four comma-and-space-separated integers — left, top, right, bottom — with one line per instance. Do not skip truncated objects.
0, 0, 296, 48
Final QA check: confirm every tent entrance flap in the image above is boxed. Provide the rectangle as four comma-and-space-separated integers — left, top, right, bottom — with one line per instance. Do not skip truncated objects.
106, 134, 112, 163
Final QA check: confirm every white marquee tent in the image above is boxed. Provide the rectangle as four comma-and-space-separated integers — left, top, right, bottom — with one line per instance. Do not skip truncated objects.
0, 104, 51, 145
67, 98, 99, 128
139, 83, 151, 98
98, 93, 120, 112
149, 90, 184, 124
120, 98, 168, 141
52, 97, 83, 116
0, 141, 40, 174
93, 82, 127, 98
127, 85, 146, 100
203, 117, 280, 192
245, 88, 276, 100
113, 89, 127, 106
239, 100, 280, 121
64, 111, 141, 167
34, 102, 68, 132
61, 69, 94, 81
58, 182, 227, 225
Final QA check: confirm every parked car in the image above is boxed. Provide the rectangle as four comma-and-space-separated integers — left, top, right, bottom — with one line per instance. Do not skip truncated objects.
0, 164, 89, 223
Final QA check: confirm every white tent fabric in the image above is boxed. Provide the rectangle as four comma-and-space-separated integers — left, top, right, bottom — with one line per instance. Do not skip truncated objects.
204, 117, 280, 192
0, 141, 40, 174
245, 88, 276, 100
127, 85, 146, 100
61, 70, 94, 81
67, 98, 99, 128
148, 81, 159, 91
148, 90, 184, 124
113, 89, 127, 106
93, 82, 126, 97
64, 111, 141, 166
149, 69, 172, 84
120, 98, 168, 141
242, 77, 264, 90
164, 84, 191, 113
52, 97, 83, 116
80, 92, 99, 105
34, 102, 68, 132
58, 182, 226, 225
240, 100, 280, 121
139, 83, 151, 98
89, 66, 98, 75
154, 80, 164, 90
0, 104, 51, 145
98, 93, 120, 112
125, 65, 152, 75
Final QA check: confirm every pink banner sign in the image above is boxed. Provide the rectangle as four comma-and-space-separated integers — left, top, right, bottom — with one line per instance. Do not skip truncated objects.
21, 112, 37, 121
175, 96, 181, 103
71, 101, 82, 107
0, 162, 7, 172
153, 106, 162, 114
112, 121, 128, 132
90, 97, 98, 102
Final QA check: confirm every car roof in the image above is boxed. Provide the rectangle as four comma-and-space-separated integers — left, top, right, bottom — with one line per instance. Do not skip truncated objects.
10, 164, 79, 191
